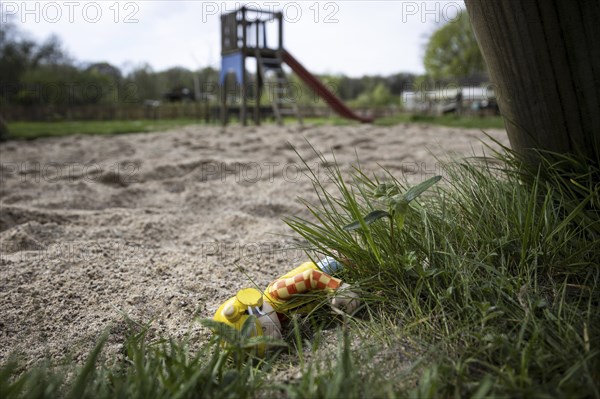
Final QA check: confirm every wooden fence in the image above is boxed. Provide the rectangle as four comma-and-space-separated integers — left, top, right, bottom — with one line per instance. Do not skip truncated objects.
2, 103, 396, 122
2, 103, 213, 122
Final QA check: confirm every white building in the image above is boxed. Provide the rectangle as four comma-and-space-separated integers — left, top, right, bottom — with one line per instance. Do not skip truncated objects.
402, 86, 497, 115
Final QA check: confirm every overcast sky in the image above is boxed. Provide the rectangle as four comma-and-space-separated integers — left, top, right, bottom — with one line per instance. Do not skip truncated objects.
4, 0, 465, 76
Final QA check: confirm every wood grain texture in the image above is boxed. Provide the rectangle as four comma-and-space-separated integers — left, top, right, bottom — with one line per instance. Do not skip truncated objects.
465, 0, 600, 162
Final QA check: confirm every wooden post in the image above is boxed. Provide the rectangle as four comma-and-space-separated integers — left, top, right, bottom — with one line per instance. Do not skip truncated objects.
241, 8, 248, 126
255, 21, 259, 48
220, 15, 226, 52
220, 13, 227, 126
255, 58, 262, 125
278, 12, 283, 50
465, 0, 600, 163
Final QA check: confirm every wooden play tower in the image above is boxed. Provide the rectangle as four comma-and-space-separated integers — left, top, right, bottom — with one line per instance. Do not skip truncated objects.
219, 6, 373, 126
220, 7, 300, 126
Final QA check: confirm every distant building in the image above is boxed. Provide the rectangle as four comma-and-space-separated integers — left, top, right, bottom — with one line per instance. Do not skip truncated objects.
402, 85, 498, 115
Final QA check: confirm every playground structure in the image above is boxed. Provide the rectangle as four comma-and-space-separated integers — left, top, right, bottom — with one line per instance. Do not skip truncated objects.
219, 7, 373, 126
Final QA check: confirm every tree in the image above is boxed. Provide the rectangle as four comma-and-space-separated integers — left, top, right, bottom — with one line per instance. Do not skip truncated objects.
1, 22, 37, 101
1, 22, 71, 104
86, 62, 122, 81
424, 11, 487, 80
126, 64, 159, 102
371, 83, 393, 107
30, 34, 68, 67
352, 82, 395, 108
465, 1, 600, 163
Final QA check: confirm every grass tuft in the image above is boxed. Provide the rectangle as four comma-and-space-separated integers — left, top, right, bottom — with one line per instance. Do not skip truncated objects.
0, 321, 268, 399
285, 143, 599, 397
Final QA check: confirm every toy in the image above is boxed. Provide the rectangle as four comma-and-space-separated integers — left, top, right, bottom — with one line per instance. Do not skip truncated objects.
213, 257, 359, 352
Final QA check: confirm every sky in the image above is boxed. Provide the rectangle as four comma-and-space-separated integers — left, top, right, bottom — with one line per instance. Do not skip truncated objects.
2, 0, 465, 77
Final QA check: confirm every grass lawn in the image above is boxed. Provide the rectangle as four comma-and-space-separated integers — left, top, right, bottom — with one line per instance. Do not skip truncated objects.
290, 114, 506, 129
297, 116, 357, 126
375, 113, 506, 129
5, 120, 202, 140
4, 114, 505, 141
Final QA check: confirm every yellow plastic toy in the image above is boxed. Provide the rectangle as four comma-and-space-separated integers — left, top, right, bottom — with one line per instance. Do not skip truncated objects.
213, 257, 360, 354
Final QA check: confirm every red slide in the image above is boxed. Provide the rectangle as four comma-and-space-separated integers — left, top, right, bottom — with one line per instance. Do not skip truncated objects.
282, 50, 374, 123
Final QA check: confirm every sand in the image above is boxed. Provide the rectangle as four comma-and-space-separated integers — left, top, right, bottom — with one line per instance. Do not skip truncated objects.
0, 123, 509, 366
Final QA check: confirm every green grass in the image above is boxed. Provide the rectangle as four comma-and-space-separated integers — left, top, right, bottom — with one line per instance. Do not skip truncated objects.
285, 142, 599, 397
4, 114, 504, 140
0, 317, 398, 399
1, 319, 271, 399
5, 120, 202, 139
296, 114, 505, 129
1, 140, 598, 398
297, 116, 357, 127
375, 114, 506, 129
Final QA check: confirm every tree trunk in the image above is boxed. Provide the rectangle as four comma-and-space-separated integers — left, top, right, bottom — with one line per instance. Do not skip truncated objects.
465, 0, 600, 163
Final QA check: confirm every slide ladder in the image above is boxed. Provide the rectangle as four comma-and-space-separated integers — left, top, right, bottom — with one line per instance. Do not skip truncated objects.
256, 51, 303, 126
282, 49, 373, 123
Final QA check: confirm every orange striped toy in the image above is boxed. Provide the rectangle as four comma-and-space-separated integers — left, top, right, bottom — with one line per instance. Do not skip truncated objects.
264, 261, 342, 312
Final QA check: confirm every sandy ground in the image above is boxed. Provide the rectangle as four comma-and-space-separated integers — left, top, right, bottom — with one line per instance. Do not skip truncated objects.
0, 123, 509, 366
